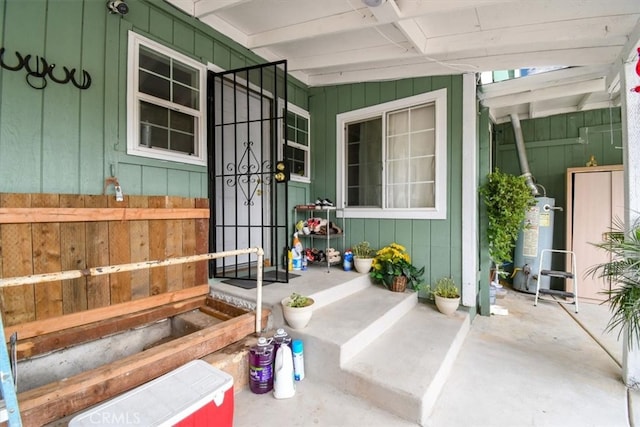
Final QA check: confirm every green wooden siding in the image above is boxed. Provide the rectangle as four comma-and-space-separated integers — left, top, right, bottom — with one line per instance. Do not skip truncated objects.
0, 0, 308, 197
308, 76, 465, 290
494, 107, 623, 261
478, 107, 492, 315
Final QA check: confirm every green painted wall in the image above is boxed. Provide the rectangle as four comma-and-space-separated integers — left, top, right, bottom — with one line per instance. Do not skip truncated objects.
307, 76, 465, 291
0, 0, 308, 197
494, 107, 623, 262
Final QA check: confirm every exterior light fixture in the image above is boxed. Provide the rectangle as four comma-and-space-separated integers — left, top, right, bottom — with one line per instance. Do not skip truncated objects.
362, 0, 385, 7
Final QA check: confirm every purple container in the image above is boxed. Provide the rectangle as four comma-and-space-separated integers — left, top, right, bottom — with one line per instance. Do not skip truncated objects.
249, 337, 275, 394
273, 328, 292, 353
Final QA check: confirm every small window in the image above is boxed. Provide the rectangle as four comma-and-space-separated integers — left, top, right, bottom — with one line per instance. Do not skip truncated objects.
337, 89, 447, 219
127, 32, 206, 166
282, 103, 310, 182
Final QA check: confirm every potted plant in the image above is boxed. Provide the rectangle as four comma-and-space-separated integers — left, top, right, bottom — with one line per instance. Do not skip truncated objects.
281, 292, 315, 329
352, 241, 376, 274
587, 218, 640, 350
479, 169, 536, 279
432, 277, 461, 315
370, 243, 425, 292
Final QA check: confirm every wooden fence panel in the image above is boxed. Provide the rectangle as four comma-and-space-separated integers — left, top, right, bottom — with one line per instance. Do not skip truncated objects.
0, 193, 35, 324
148, 196, 168, 296
181, 198, 197, 291
195, 198, 210, 284
0, 193, 209, 326
84, 195, 111, 309
108, 195, 133, 305
165, 197, 183, 292
60, 194, 87, 314
128, 196, 150, 300
31, 193, 62, 319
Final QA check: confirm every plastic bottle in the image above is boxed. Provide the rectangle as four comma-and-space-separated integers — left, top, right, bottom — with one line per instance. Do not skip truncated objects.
292, 232, 303, 270
343, 251, 353, 271
248, 337, 275, 394
273, 344, 296, 399
283, 246, 291, 269
292, 339, 305, 381
273, 328, 292, 353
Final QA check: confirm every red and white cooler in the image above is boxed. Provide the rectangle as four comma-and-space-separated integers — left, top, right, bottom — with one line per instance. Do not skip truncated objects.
69, 360, 234, 427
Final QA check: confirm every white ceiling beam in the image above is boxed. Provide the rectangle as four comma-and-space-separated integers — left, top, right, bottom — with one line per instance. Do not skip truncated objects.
166, 0, 196, 15
194, 0, 253, 17
301, 46, 614, 82
366, 0, 428, 53
611, 92, 622, 106
492, 105, 530, 123
528, 105, 578, 119
576, 92, 592, 111
584, 100, 616, 111
288, 42, 416, 71
475, 0, 640, 30
478, 65, 611, 99
396, 0, 521, 19
423, 16, 634, 58
199, 15, 249, 46
367, 0, 402, 23
307, 46, 619, 86
246, 9, 377, 49
307, 59, 458, 86
481, 78, 606, 108
394, 19, 428, 54
487, 109, 499, 124
605, 17, 640, 92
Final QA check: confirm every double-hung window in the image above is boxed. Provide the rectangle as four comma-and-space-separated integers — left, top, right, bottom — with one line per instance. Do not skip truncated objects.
282, 103, 310, 182
337, 89, 447, 219
127, 32, 207, 166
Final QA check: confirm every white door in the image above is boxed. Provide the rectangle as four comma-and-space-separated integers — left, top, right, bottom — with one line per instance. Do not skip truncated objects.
212, 78, 273, 270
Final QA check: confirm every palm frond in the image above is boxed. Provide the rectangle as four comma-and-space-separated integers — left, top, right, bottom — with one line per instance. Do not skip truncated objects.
588, 216, 640, 349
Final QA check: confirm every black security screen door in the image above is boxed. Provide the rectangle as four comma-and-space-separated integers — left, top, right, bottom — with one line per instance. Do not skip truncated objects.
208, 61, 289, 282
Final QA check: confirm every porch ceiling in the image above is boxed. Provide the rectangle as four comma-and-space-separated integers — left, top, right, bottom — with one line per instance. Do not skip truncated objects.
166, 0, 640, 122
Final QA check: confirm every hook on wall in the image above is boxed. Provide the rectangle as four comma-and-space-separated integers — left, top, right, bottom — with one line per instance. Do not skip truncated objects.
104, 176, 124, 202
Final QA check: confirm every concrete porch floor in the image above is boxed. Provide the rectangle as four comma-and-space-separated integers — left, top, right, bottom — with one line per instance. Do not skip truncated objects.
216, 266, 639, 427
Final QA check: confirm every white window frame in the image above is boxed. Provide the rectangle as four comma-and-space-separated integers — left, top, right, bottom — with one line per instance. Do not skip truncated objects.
336, 88, 447, 220
279, 101, 311, 183
127, 31, 207, 166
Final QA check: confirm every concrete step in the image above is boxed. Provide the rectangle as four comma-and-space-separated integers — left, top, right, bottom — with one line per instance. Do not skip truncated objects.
283, 284, 470, 426
341, 303, 470, 425
306, 271, 374, 310
211, 270, 471, 426
211, 268, 373, 328
291, 284, 417, 369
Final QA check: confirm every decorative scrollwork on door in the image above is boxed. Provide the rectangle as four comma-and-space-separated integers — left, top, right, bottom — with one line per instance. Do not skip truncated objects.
225, 141, 273, 206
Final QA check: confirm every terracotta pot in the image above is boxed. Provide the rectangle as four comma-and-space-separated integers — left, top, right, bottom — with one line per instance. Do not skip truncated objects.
281, 297, 315, 329
353, 257, 373, 274
435, 295, 460, 315
390, 275, 407, 292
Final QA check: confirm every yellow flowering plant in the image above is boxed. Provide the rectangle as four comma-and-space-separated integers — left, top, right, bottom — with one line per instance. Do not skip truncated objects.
370, 243, 425, 290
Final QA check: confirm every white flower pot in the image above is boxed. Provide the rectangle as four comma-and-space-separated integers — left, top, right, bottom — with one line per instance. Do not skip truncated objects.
281, 297, 315, 329
353, 257, 374, 274
435, 295, 460, 315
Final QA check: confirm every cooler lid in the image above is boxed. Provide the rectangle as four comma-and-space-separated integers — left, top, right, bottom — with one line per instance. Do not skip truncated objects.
69, 360, 233, 427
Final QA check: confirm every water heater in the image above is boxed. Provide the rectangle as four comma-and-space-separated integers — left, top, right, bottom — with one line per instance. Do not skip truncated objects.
512, 196, 557, 293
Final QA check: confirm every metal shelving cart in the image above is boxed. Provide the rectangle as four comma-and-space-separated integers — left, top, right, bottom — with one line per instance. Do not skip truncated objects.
294, 206, 345, 272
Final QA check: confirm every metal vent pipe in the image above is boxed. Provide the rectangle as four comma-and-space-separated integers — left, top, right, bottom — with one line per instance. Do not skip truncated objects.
510, 113, 540, 196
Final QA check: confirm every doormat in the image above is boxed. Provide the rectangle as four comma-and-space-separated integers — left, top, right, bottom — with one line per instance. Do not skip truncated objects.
221, 271, 299, 289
